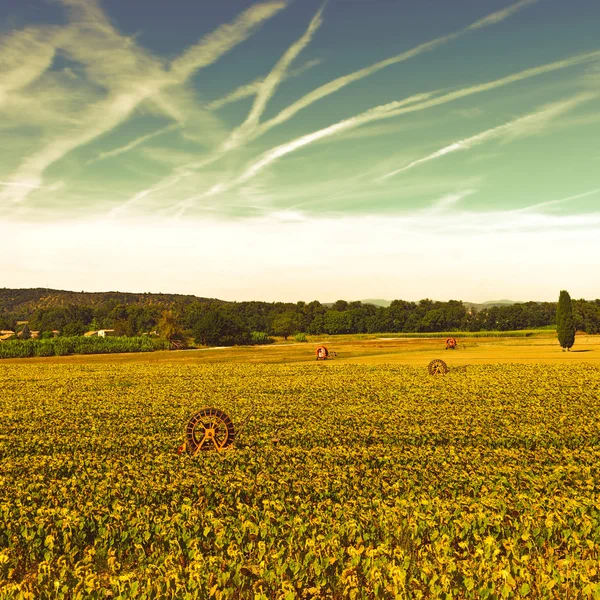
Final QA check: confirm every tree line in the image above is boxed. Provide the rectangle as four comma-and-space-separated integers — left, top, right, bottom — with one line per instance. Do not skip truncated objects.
2, 296, 600, 346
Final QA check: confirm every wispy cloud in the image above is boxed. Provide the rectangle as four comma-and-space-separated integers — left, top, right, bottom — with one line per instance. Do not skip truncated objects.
224, 3, 325, 150
466, 0, 539, 30
514, 186, 600, 214
206, 59, 322, 111
188, 52, 599, 204
0, 0, 287, 205
135, 0, 541, 214
86, 124, 179, 165
3, 0, 598, 229
0, 180, 44, 189
174, 92, 435, 211
0, 26, 61, 101
424, 190, 477, 214
250, 0, 541, 140
378, 92, 595, 180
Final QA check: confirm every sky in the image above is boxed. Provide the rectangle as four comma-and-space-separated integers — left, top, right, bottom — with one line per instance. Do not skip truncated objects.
1, 0, 599, 303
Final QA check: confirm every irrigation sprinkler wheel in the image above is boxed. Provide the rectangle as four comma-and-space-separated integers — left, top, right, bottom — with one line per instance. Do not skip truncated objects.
185, 408, 235, 453
316, 346, 329, 360
428, 358, 449, 376
445, 337, 457, 350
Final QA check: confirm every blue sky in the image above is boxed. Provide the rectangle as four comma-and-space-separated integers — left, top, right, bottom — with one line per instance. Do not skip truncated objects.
1, 0, 599, 302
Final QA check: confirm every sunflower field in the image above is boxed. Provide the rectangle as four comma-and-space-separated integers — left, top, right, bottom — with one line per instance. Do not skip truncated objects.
1, 362, 599, 599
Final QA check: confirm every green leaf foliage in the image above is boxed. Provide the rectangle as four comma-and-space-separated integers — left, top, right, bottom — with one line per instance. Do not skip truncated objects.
1, 362, 600, 597
0, 336, 166, 359
193, 310, 251, 346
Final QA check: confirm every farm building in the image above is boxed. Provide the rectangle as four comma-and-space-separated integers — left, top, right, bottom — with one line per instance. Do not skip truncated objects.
84, 329, 116, 337
17, 329, 39, 339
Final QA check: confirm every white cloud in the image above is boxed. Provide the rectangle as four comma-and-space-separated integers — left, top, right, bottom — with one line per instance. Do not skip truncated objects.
3, 208, 600, 302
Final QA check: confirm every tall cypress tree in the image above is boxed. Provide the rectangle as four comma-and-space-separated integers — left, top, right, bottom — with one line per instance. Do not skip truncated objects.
556, 290, 575, 351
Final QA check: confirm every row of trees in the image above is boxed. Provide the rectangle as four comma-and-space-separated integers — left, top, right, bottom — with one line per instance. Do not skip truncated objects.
2, 297, 600, 347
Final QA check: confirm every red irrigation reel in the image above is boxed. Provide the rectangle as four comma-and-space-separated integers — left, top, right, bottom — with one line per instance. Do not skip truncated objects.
315, 345, 337, 360
445, 337, 458, 350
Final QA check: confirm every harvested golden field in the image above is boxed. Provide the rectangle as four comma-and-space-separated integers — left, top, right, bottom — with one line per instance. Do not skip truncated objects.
1, 361, 600, 598
2, 331, 599, 367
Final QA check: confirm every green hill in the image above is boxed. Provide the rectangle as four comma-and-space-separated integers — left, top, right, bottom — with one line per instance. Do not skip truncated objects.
0, 288, 220, 317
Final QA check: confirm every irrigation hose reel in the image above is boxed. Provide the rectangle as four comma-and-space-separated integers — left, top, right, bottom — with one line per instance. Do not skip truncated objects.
177, 355, 465, 455
178, 408, 235, 454
428, 358, 449, 375
316, 345, 337, 360
445, 337, 458, 350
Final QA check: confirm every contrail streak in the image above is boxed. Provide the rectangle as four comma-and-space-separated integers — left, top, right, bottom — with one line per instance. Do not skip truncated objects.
206, 59, 322, 111
467, 0, 539, 30
176, 92, 435, 209
0, 0, 287, 206
200, 51, 600, 199
379, 92, 596, 180
514, 186, 600, 213
252, 0, 542, 139
126, 0, 542, 214
226, 3, 325, 148
184, 0, 541, 172
86, 124, 179, 165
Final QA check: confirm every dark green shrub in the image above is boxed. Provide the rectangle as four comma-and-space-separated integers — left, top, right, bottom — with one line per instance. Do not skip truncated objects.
556, 290, 575, 351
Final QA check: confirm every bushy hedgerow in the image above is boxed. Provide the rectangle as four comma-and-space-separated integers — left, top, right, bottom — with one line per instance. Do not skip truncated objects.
0, 336, 168, 359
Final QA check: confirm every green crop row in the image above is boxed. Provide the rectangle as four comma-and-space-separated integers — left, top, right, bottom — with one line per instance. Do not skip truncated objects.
0, 336, 167, 360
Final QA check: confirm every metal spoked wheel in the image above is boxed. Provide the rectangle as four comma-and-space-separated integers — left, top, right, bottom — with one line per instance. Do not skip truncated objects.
185, 408, 235, 453
428, 358, 449, 376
